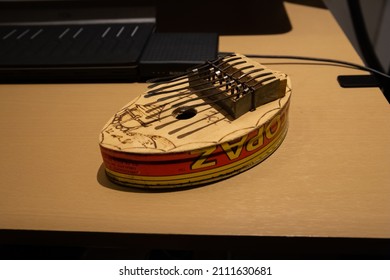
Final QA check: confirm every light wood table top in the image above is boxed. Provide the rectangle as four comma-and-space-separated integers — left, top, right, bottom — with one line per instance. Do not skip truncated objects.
1, 3, 389, 244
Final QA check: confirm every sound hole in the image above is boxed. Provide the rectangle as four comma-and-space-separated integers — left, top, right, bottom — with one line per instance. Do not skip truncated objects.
172, 107, 197, 120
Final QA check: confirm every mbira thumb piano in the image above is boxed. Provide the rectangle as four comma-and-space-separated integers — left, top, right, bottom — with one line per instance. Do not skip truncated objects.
99, 53, 292, 189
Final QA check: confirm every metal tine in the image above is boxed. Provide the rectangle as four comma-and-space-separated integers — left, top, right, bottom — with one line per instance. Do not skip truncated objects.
189, 88, 249, 108
146, 53, 237, 87
171, 68, 267, 108
145, 60, 247, 97
146, 54, 240, 89
144, 91, 190, 108
143, 65, 255, 109
168, 55, 241, 83
154, 64, 256, 103
144, 71, 273, 119
172, 85, 243, 109
144, 78, 233, 115
144, 85, 235, 120
187, 72, 279, 110
144, 78, 239, 118
145, 72, 225, 98
145, 79, 247, 121
146, 67, 217, 95
146, 59, 246, 96
186, 87, 249, 109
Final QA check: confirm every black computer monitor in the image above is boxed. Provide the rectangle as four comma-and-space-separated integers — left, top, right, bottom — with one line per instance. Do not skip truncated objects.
0, 0, 291, 82
0, 0, 291, 35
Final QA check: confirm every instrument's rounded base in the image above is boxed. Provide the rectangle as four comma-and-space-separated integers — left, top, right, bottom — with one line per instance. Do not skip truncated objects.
104, 123, 288, 189
99, 55, 292, 189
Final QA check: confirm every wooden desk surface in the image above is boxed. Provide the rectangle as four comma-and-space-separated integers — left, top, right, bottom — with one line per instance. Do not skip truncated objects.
1, 3, 389, 240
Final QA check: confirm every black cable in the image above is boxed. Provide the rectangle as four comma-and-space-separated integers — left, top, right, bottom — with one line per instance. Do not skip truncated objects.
218, 52, 390, 80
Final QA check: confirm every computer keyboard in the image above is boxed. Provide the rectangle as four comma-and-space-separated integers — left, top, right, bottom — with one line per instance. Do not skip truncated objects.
0, 22, 155, 67
0, 22, 218, 83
